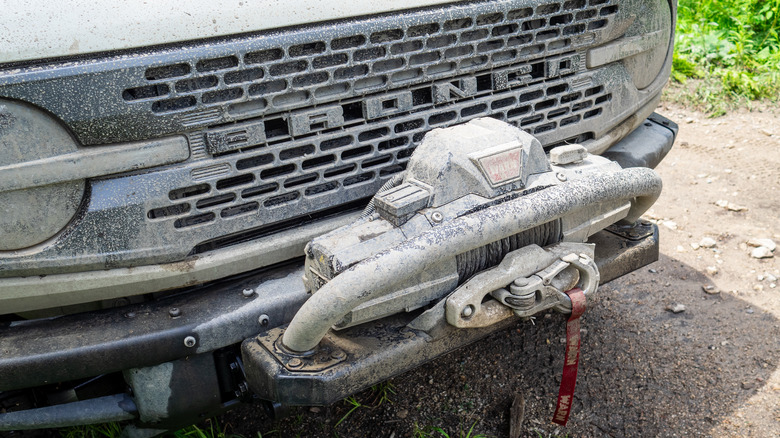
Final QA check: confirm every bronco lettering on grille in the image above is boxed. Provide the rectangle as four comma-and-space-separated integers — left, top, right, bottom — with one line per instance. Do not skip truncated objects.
203, 53, 582, 154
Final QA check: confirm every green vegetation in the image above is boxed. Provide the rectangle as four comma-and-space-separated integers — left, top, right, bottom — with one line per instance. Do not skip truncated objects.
671, 0, 780, 114
169, 418, 242, 438
59, 422, 124, 438
60, 419, 242, 438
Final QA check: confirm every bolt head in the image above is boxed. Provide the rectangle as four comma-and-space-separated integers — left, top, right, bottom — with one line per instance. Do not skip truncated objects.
431, 211, 443, 223
258, 314, 269, 326
242, 288, 255, 297
169, 307, 181, 318
513, 278, 530, 287
288, 358, 303, 368
461, 305, 475, 318
183, 336, 196, 348
556, 172, 568, 182
331, 350, 347, 360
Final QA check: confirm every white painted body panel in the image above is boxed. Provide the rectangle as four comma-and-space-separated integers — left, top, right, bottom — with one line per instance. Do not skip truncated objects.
0, 0, 461, 64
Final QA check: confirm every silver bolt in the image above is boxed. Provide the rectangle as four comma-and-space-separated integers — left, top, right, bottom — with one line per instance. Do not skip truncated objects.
431, 211, 444, 223
258, 314, 269, 326
288, 358, 303, 368
461, 305, 475, 318
242, 288, 255, 297
513, 278, 530, 287
183, 336, 197, 348
331, 350, 347, 360
169, 307, 181, 318
556, 172, 567, 181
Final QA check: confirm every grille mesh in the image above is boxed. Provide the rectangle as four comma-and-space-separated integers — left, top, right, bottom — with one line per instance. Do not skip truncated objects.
151, 78, 611, 231
142, 0, 620, 249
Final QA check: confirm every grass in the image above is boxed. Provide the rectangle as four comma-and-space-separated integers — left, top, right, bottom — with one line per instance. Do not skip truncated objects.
60, 418, 242, 438
670, 0, 780, 115
334, 380, 397, 427
59, 422, 123, 438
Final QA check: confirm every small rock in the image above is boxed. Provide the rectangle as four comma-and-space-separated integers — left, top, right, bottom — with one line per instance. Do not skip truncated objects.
742, 382, 756, 390
686, 117, 695, 124
753, 284, 764, 292
666, 303, 686, 314
690, 242, 701, 250
428, 378, 434, 385
771, 283, 777, 289
676, 245, 685, 253
751, 247, 774, 259
397, 409, 408, 419
700, 237, 717, 248
706, 266, 719, 275
757, 275, 765, 281
759, 128, 774, 137
649, 268, 658, 274
746, 308, 755, 314
309, 407, 321, 413
702, 285, 720, 295
715, 200, 748, 212
662, 220, 678, 230
739, 242, 748, 251
766, 274, 778, 282
721, 340, 729, 346
724, 169, 733, 174
747, 238, 776, 252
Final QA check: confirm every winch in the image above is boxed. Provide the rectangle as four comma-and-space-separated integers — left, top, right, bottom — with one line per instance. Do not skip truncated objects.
283, 117, 654, 352
241, 117, 663, 405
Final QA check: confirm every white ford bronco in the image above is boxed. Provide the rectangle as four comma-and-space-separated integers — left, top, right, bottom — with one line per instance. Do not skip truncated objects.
0, 0, 677, 434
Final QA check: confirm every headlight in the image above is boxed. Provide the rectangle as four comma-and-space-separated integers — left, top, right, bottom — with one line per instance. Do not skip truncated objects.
0, 99, 85, 251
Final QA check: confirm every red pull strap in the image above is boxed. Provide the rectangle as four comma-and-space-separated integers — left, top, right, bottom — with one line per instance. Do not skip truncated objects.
552, 287, 586, 426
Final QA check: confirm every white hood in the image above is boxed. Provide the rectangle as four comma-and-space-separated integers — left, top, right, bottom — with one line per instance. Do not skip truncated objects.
0, 0, 460, 64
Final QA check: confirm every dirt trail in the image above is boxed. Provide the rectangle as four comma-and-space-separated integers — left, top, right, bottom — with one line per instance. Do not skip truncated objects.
224, 102, 780, 437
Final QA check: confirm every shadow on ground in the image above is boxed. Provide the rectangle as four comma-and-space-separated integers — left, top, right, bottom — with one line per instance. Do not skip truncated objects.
222, 253, 780, 437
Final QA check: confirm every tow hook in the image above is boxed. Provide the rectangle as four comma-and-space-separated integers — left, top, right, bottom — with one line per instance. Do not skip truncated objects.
446, 242, 599, 328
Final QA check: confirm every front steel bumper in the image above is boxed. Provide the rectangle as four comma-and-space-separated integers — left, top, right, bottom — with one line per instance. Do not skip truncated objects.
0, 113, 677, 429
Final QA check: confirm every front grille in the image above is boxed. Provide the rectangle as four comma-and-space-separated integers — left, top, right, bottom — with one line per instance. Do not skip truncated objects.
140, 0, 618, 244
154, 77, 611, 237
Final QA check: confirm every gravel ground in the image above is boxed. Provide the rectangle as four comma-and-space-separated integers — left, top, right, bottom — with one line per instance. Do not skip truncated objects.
221, 102, 780, 437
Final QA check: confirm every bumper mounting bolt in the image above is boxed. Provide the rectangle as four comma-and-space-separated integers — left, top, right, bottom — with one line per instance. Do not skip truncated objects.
242, 288, 255, 297
258, 314, 269, 326
169, 307, 181, 318
331, 350, 347, 360
183, 336, 196, 348
431, 211, 444, 223
556, 172, 568, 182
288, 358, 303, 368
462, 305, 475, 318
